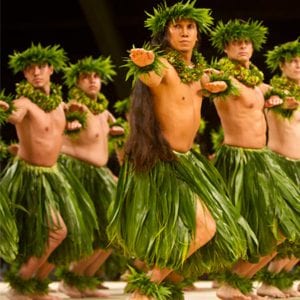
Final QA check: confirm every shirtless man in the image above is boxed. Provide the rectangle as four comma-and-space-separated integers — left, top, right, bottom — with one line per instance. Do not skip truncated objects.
0, 44, 97, 300
107, 2, 252, 299
209, 19, 300, 300
0, 95, 18, 266
57, 56, 123, 298
256, 38, 300, 299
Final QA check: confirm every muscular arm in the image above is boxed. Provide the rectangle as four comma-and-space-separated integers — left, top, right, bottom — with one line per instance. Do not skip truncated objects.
7, 97, 28, 124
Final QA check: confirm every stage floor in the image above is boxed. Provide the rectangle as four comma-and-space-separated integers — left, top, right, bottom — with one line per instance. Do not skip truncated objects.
0, 280, 300, 299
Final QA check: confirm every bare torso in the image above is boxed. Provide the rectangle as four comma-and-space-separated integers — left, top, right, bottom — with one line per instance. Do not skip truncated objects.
214, 79, 267, 149
266, 108, 300, 159
150, 59, 203, 153
61, 109, 110, 166
9, 97, 66, 167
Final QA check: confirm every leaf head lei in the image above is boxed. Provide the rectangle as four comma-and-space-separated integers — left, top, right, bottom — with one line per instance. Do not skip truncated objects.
266, 37, 300, 72
210, 19, 268, 53
9, 43, 67, 74
145, 0, 213, 40
64, 56, 116, 88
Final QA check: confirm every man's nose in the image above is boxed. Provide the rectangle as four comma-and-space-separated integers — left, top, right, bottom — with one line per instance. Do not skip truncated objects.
181, 27, 189, 36
33, 66, 41, 74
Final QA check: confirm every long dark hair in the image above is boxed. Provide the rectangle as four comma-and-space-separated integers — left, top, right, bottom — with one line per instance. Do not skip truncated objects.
125, 80, 176, 172
125, 22, 201, 172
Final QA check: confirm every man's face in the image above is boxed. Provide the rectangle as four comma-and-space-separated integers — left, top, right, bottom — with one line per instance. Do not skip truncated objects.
77, 72, 101, 99
224, 39, 253, 64
23, 63, 53, 89
167, 19, 198, 52
280, 56, 300, 82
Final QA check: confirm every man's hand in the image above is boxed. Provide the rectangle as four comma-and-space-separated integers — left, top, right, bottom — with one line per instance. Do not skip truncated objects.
203, 68, 222, 76
130, 48, 155, 67
0, 100, 9, 111
66, 101, 87, 113
264, 95, 283, 108
203, 81, 228, 94
110, 125, 124, 136
281, 96, 299, 110
66, 120, 82, 131
8, 143, 19, 156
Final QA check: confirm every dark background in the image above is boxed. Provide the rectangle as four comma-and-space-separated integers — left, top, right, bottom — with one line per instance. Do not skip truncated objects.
1, 0, 299, 154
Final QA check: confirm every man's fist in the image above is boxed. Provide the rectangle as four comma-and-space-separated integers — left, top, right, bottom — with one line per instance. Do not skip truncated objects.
282, 96, 299, 110
130, 48, 155, 67
264, 95, 283, 108
66, 101, 87, 113
204, 81, 228, 94
0, 100, 9, 111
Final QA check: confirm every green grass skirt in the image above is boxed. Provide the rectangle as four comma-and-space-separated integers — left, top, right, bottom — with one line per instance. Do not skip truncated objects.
0, 186, 18, 263
0, 159, 98, 265
107, 150, 256, 275
59, 155, 116, 248
271, 152, 300, 258
214, 145, 300, 260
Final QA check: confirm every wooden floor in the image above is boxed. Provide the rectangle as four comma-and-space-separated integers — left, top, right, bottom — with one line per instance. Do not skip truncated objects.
0, 280, 300, 299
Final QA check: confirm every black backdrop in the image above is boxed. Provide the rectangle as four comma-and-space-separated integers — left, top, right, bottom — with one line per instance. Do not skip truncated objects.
1, 0, 299, 156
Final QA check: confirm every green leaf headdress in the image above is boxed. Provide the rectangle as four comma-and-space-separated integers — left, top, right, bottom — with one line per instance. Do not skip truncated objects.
266, 37, 300, 72
145, 0, 213, 39
210, 19, 268, 53
9, 43, 67, 74
64, 56, 116, 88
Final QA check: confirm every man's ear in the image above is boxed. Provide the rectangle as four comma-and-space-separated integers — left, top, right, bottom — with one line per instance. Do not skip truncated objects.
49, 65, 54, 75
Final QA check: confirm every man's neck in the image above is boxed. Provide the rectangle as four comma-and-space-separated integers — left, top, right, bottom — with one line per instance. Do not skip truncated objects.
177, 49, 193, 66
283, 75, 300, 86
84, 92, 98, 101
229, 58, 251, 68
34, 84, 51, 96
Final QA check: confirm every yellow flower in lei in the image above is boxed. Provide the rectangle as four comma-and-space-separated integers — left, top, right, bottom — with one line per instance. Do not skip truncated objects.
68, 87, 108, 115
266, 75, 300, 119
271, 75, 300, 101
165, 49, 207, 84
64, 87, 109, 137
216, 57, 264, 87
16, 81, 62, 112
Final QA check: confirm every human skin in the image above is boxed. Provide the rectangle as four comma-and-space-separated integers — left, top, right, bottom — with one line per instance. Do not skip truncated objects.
62, 72, 123, 167
213, 40, 269, 149
128, 18, 218, 300
266, 56, 300, 159
8, 64, 66, 167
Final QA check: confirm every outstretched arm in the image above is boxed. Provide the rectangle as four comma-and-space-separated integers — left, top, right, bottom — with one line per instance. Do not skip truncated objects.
6, 97, 28, 124
201, 69, 238, 99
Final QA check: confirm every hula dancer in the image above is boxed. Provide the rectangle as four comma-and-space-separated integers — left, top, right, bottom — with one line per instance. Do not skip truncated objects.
1, 44, 98, 300
107, 2, 255, 299
0, 100, 18, 263
256, 38, 300, 298
57, 56, 124, 298
210, 19, 300, 299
